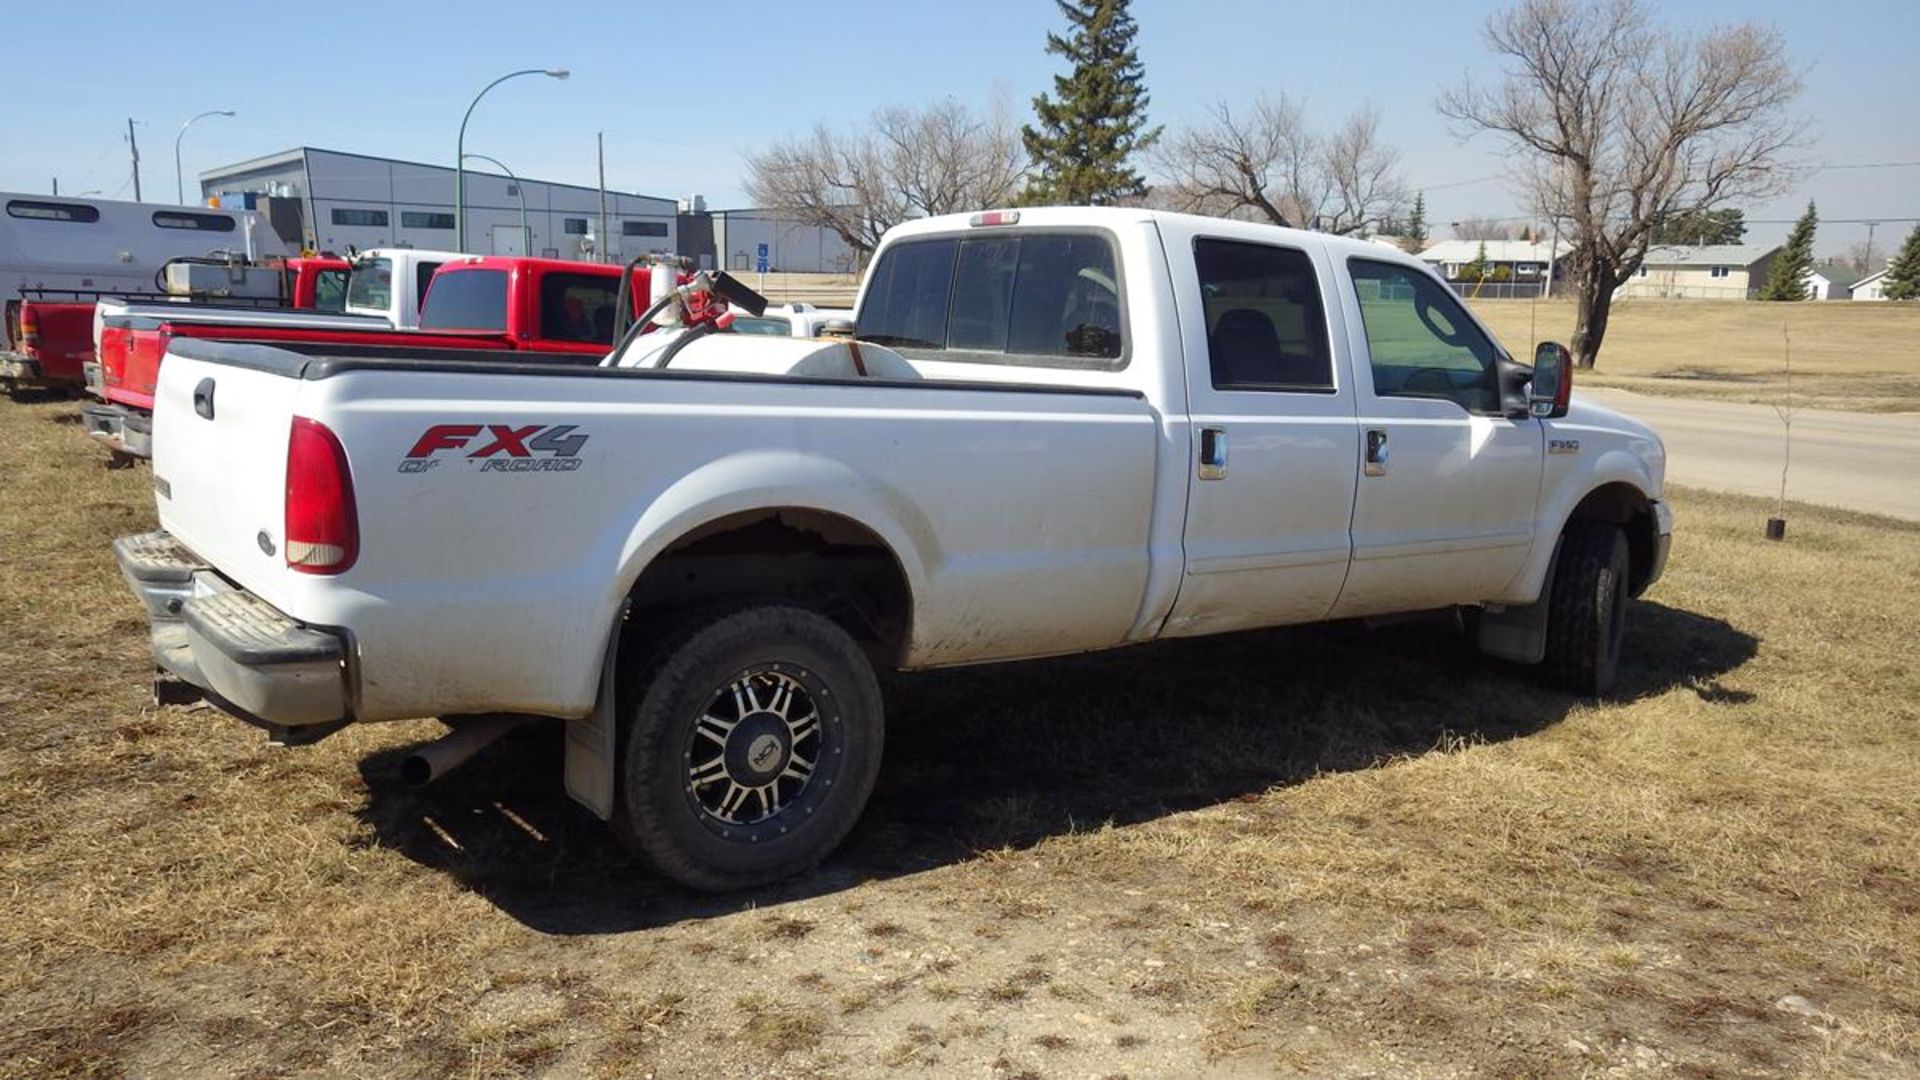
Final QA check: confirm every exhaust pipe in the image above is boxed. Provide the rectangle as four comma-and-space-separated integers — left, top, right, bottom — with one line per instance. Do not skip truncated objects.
400, 714, 529, 787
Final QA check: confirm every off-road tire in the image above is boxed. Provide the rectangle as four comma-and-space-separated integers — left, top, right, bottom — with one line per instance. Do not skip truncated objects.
1542, 521, 1630, 696
611, 603, 883, 891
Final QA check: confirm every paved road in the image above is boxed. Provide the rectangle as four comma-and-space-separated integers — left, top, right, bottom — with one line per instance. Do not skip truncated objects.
1580, 388, 1920, 521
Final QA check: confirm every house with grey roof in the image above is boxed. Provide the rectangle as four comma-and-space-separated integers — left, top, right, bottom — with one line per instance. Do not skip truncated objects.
1807, 262, 1864, 300
1619, 244, 1780, 300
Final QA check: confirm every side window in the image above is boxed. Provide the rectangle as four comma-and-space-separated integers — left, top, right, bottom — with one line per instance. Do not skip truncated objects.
539, 272, 620, 343
1194, 238, 1334, 392
858, 232, 1123, 367
415, 261, 442, 307
418, 269, 509, 331
1348, 258, 1501, 413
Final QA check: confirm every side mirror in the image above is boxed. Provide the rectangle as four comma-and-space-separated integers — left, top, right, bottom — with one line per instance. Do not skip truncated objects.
1530, 341, 1573, 419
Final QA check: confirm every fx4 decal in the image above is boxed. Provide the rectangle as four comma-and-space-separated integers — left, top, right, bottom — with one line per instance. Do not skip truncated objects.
399, 424, 589, 473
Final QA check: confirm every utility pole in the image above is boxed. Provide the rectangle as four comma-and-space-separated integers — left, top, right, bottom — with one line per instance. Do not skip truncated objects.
597, 131, 609, 264
51, 178, 58, 196
1864, 221, 1880, 274
127, 118, 143, 202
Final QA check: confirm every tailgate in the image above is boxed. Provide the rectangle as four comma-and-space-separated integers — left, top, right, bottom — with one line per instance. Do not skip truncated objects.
150, 340, 308, 611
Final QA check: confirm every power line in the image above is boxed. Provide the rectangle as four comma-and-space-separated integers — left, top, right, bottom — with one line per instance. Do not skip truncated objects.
1745, 217, 1919, 224
1811, 160, 1920, 170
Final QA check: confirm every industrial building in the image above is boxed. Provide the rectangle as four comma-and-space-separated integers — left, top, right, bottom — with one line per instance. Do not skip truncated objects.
674, 199, 859, 275
199, 147, 677, 261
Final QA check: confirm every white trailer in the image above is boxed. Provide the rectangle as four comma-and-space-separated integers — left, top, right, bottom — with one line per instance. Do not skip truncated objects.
1, 191, 294, 297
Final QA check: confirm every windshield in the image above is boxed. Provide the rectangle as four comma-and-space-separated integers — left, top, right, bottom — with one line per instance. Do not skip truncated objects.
345, 257, 393, 311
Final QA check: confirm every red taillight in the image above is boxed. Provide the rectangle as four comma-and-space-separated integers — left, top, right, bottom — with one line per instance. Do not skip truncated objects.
285, 416, 359, 574
19, 305, 39, 348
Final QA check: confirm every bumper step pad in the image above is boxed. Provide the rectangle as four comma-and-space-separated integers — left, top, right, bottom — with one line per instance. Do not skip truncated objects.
113, 531, 206, 584
183, 589, 343, 666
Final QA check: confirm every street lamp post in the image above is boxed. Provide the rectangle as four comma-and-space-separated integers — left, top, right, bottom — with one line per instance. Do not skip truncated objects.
175, 110, 235, 205
455, 68, 567, 252
462, 153, 528, 255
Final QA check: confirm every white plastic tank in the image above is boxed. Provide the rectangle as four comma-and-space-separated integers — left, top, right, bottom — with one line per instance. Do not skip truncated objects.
609, 329, 921, 380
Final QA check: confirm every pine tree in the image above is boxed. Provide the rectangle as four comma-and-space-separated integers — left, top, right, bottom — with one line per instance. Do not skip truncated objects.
1883, 223, 1920, 301
1462, 241, 1491, 282
1020, 0, 1161, 206
1759, 201, 1817, 300
1401, 192, 1429, 254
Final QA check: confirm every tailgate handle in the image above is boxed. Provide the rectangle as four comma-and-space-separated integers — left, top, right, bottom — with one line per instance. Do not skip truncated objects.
193, 378, 215, 420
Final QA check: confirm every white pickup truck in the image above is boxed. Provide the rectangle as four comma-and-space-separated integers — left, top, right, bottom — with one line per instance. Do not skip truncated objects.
113, 208, 1670, 890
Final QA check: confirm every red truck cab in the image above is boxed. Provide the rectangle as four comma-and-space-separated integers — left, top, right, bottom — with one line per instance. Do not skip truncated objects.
417, 256, 653, 357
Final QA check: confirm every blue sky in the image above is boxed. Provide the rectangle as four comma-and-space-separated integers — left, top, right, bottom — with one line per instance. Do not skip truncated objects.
7, 0, 1916, 255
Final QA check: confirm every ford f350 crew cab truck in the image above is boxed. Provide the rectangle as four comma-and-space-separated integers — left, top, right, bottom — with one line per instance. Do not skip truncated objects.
113, 207, 1670, 891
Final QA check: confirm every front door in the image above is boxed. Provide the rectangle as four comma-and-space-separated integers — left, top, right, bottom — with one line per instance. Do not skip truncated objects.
1161, 230, 1360, 638
1330, 257, 1543, 618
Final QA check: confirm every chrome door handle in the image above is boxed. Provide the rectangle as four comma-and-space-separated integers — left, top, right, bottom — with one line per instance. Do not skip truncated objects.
1364, 428, 1389, 477
1199, 426, 1228, 480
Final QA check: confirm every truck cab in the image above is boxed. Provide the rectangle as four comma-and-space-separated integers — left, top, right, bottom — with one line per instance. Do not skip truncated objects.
342, 248, 463, 328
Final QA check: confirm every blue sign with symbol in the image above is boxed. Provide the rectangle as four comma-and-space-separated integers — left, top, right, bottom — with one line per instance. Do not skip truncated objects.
755, 242, 769, 273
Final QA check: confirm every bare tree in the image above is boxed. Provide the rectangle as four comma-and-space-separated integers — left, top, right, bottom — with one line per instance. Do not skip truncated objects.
1452, 217, 1520, 241
1843, 241, 1888, 277
1440, 0, 1802, 367
1153, 96, 1406, 235
744, 98, 1025, 263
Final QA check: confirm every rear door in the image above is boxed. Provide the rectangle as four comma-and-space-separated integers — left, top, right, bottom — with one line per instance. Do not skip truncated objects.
1329, 257, 1542, 617
1159, 224, 1360, 637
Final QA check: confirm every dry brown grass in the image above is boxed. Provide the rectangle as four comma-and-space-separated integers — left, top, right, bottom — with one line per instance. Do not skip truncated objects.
1, 392, 1917, 1077
1470, 297, 1920, 411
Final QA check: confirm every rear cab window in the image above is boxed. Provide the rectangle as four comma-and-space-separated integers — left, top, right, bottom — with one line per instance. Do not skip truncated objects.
312, 270, 348, 312
418, 269, 509, 331
346, 258, 392, 311
860, 230, 1125, 370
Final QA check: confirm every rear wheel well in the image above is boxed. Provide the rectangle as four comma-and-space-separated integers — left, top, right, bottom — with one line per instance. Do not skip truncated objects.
620, 509, 912, 670
1566, 483, 1657, 595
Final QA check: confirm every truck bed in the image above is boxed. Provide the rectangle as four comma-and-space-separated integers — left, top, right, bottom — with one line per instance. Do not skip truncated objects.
151, 338, 1158, 721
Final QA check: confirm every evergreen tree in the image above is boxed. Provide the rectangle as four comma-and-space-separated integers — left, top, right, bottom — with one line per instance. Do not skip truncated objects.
1462, 241, 1491, 283
1883, 223, 1920, 301
1651, 208, 1747, 245
1401, 192, 1429, 254
1021, 0, 1161, 205
1759, 201, 1817, 300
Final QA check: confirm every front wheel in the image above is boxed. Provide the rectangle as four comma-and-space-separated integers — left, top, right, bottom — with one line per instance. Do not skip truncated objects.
1542, 521, 1631, 696
612, 603, 884, 891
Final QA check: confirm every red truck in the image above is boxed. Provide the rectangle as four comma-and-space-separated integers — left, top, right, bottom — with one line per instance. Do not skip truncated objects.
85, 256, 660, 459
1, 257, 348, 398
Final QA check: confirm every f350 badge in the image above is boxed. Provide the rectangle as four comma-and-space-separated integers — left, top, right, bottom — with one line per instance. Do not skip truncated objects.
399, 424, 588, 473
1549, 438, 1582, 455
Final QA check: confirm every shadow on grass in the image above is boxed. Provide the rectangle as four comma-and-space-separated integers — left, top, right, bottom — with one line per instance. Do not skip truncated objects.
353, 600, 1755, 933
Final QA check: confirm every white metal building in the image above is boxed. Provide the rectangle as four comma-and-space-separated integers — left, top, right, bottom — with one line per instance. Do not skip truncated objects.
199, 147, 676, 261
710, 208, 859, 274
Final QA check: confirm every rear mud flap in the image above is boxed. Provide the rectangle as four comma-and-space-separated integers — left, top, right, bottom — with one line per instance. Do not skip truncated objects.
565, 601, 629, 820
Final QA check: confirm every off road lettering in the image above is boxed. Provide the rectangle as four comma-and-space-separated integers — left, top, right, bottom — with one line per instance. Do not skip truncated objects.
401, 423, 589, 472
